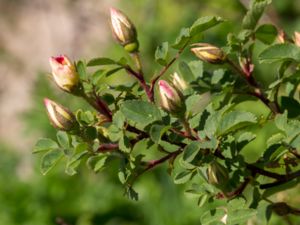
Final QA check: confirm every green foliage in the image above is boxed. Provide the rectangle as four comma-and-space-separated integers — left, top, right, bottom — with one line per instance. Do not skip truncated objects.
189, 16, 224, 36
242, 0, 272, 30
259, 43, 300, 63
255, 24, 278, 44
155, 42, 169, 65
120, 100, 162, 127
33, 138, 59, 153
41, 148, 64, 175
87, 57, 117, 67
33, 1, 300, 225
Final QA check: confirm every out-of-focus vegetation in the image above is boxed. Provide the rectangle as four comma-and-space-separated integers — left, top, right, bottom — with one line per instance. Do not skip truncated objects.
1, 0, 300, 224
1, 141, 201, 225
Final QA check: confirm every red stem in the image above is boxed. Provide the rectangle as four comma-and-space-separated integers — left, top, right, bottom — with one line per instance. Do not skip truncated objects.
97, 143, 119, 153
226, 178, 251, 198
149, 42, 189, 96
124, 66, 154, 102
144, 149, 182, 172
227, 59, 280, 114
95, 96, 112, 120
127, 149, 183, 187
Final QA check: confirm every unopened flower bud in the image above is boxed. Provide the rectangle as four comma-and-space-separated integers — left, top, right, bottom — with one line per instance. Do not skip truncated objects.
44, 98, 78, 131
171, 72, 188, 92
158, 80, 185, 117
293, 31, 300, 47
191, 43, 226, 64
49, 55, 79, 93
220, 214, 227, 224
207, 161, 229, 189
277, 30, 286, 43
110, 7, 138, 53
239, 57, 254, 77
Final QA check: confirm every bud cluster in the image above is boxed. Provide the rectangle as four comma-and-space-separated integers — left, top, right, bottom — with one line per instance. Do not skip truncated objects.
45, 8, 142, 132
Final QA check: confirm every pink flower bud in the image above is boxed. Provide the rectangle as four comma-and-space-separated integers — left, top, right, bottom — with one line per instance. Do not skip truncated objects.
277, 30, 286, 44
294, 31, 300, 47
49, 55, 79, 93
239, 57, 254, 77
158, 80, 185, 116
110, 7, 138, 52
172, 72, 188, 92
191, 43, 226, 64
44, 98, 77, 131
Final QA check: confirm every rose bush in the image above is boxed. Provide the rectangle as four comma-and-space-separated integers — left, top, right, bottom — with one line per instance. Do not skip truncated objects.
34, 1, 300, 224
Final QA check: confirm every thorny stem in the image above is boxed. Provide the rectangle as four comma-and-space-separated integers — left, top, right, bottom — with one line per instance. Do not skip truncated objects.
170, 128, 197, 140
245, 162, 300, 190
144, 149, 182, 171
226, 59, 280, 114
225, 177, 251, 199
124, 65, 154, 102
77, 82, 112, 121
259, 169, 300, 189
150, 42, 189, 96
81, 91, 112, 121
97, 143, 119, 153
215, 150, 299, 181
245, 164, 285, 180
128, 149, 183, 186
93, 91, 112, 119
214, 149, 300, 195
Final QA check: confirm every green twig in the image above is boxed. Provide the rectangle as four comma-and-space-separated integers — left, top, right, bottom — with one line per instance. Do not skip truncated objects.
132, 52, 144, 76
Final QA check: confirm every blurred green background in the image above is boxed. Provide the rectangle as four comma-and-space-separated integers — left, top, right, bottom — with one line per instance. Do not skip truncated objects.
1, 0, 300, 224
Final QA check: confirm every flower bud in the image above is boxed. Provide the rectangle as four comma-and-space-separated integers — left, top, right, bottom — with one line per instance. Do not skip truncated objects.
277, 30, 286, 44
191, 43, 226, 64
158, 80, 185, 117
220, 214, 227, 224
49, 55, 79, 93
44, 98, 78, 131
110, 7, 139, 52
171, 72, 188, 92
207, 161, 229, 189
293, 31, 300, 47
239, 57, 254, 77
